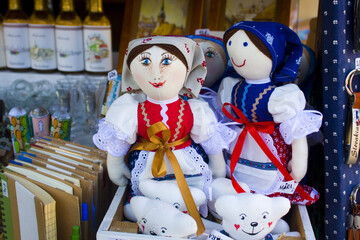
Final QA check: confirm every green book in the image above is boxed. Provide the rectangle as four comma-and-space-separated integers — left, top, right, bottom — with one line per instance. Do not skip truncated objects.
0, 171, 14, 240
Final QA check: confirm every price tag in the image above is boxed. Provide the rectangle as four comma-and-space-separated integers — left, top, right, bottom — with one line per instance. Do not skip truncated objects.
355, 58, 360, 70
108, 69, 118, 80
276, 180, 298, 194
195, 29, 210, 36
2, 179, 8, 198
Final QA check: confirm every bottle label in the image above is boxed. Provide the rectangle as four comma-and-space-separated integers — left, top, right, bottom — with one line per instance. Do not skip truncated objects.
0, 25, 6, 68
55, 25, 84, 72
29, 24, 57, 70
83, 25, 112, 72
3, 23, 31, 69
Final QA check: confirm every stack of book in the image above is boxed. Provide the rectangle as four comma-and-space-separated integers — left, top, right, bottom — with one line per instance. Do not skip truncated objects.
0, 137, 110, 240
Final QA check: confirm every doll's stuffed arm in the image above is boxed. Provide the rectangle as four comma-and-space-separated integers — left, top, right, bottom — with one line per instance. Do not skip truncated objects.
268, 84, 322, 182
93, 93, 141, 185
107, 153, 131, 186
287, 137, 308, 182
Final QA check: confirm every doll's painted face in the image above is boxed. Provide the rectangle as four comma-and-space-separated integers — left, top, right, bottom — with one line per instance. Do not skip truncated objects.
227, 30, 272, 80
130, 46, 187, 101
195, 39, 226, 87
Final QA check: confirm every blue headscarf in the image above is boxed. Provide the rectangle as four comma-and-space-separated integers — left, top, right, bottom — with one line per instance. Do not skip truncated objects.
224, 21, 303, 83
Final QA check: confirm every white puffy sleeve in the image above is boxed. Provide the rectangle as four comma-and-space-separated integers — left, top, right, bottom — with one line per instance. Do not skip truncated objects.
189, 98, 237, 154
217, 76, 239, 106
268, 84, 322, 144
93, 93, 145, 157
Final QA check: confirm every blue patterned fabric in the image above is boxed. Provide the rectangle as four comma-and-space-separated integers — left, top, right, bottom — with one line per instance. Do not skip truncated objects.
225, 152, 277, 170
231, 81, 275, 122
225, 21, 303, 83
321, 0, 360, 239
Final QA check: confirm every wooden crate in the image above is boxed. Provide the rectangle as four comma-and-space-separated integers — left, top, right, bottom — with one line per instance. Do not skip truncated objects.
97, 186, 316, 240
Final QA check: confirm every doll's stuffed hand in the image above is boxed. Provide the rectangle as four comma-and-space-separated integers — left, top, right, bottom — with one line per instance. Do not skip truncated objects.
287, 137, 308, 183
208, 152, 226, 178
107, 153, 131, 186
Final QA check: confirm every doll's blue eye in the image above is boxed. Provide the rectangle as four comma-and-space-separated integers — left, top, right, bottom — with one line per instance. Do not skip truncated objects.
206, 51, 215, 58
141, 58, 150, 65
243, 42, 248, 47
162, 58, 172, 65
229, 41, 232, 46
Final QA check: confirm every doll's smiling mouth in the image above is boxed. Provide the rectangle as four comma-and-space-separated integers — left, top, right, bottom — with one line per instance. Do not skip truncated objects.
231, 58, 246, 67
241, 228, 264, 235
149, 80, 166, 88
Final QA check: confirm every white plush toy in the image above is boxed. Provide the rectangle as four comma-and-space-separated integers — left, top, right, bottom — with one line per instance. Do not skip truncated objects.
139, 179, 207, 213
124, 179, 207, 222
214, 193, 291, 240
130, 196, 197, 237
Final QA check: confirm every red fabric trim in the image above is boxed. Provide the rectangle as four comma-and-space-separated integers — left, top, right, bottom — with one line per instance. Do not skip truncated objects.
222, 103, 315, 201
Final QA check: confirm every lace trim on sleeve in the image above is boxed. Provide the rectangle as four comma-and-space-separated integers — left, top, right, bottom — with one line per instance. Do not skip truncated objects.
200, 123, 237, 154
279, 110, 323, 145
92, 118, 131, 157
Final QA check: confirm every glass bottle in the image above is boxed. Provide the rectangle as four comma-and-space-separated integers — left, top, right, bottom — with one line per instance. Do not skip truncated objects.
29, 0, 57, 71
55, 0, 84, 72
83, 0, 112, 73
0, 14, 6, 69
3, 0, 31, 70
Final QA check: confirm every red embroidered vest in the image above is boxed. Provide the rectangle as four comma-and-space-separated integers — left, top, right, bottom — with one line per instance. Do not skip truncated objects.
137, 99, 193, 150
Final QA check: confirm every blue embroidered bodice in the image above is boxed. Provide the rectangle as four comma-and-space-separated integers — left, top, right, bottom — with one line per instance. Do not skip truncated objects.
231, 80, 276, 122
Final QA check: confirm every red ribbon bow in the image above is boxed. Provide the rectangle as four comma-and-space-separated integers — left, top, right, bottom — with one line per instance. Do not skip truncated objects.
222, 103, 315, 201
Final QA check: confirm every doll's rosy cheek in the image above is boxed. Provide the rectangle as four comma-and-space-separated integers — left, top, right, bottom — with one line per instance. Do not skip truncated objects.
234, 223, 240, 230
268, 221, 273, 228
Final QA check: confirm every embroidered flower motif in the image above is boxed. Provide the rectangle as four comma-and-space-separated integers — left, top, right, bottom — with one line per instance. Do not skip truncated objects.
127, 86, 133, 91
265, 32, 274, 45
296, 56, 302, 65
202, 60, 206, 67
125, 48, 128, 55
184, 43, 190, 53
187, 88, 192, 92
197, 78, 204, 85
142, 38, 152, 44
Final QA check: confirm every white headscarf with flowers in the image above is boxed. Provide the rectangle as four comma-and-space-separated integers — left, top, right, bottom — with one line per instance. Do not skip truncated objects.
121, 36, 207, 98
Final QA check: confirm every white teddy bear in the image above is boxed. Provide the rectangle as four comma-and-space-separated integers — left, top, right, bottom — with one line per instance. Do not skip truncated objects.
214, 193, 291, 240
130, 196, 197, 238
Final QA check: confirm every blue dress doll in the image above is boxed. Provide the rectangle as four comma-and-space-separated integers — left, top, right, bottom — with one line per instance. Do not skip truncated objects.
218, 21, 322, 205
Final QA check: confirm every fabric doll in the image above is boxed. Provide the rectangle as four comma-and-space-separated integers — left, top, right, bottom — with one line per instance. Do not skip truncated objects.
187, 35, 228, 89
187, 34, 236, 124
93, 36, 234, 236
218, 21, 323, 205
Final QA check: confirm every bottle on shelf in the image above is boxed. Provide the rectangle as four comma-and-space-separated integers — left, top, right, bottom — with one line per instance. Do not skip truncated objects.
55, 0, 84, 73
0, 14, 6, 69
3, 0, 31, 70
83, 0, 112, 73
29, 0, 57, 71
